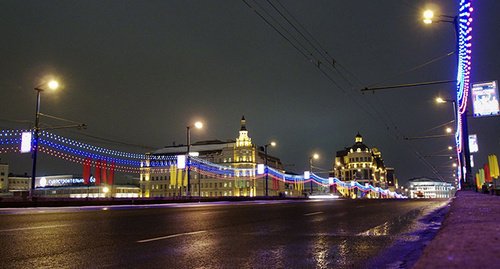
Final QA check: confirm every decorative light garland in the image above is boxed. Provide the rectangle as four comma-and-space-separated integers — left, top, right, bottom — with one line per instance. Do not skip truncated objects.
1, 129, 404, 198
455, 0, 473, 189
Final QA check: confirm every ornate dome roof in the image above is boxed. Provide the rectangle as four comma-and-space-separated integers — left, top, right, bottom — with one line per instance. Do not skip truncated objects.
352, 133, 369, 152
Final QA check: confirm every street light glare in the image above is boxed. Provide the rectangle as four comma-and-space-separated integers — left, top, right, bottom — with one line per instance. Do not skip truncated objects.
423, 10, 434, 23
48, 80, 59, 89
313, 154, 319, 159
270, 141, 276, 147
446, 127, 452, 133
194, 122, 203, 129
436, 97, 445, 103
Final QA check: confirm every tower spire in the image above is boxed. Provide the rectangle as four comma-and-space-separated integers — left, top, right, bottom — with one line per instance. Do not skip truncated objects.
236, 115, 251, 147
240, 115, 247, 131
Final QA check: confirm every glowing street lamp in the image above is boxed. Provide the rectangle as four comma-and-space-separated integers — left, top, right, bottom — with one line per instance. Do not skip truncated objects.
264, 141, 276, 196
30, 80, 59, 199
309, 154, 319, 194
423, 10, 434, 24
422, 10, 456, 24
424, 3, 474, 188
187, 121, 203, 197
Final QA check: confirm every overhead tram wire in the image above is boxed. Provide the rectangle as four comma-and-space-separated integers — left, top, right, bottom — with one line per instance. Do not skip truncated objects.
416, 120, 456, 136
367, 51, 457, 88
265, 0, 402, 139
267, 0, 403, 136
243, 1, 442, 178
243, 0, 395, 134
249, 1, 440, 177
274, 0, 359, 88
245, 0, 405, 144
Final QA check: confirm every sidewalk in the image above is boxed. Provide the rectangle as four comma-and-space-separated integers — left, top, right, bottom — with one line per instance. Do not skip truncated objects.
414, 190, 500, 268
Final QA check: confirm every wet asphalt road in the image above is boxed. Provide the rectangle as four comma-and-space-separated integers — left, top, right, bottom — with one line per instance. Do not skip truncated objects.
0, 198, 449, 268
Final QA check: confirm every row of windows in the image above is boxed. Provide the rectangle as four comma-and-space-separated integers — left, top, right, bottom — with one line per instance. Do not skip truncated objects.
9, 180, 29, 184
145, 155, 261, 167
349, 157, 371, 163
149, 181, 252, 190
150, 191, 234, 198
146, 172, 257, 181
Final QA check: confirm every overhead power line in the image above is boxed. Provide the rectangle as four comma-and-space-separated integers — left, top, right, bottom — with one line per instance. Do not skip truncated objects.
242, 0, 447, 179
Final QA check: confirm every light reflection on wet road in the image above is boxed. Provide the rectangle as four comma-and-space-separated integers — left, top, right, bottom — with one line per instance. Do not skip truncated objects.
0, 199, 449, 268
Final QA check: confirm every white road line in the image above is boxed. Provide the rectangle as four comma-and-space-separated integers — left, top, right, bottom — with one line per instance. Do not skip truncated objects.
304, 211, 323, 216
0, 224, 69, 232
200, 210, 228, 215
137, 230, 207, 243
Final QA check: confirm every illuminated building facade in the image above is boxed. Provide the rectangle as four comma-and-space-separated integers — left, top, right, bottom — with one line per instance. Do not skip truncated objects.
332, 133, 389, 188
407, 177, 456, 198
0, 163, 8, 192
0, 173, 139, 198
140, 116, 300, 198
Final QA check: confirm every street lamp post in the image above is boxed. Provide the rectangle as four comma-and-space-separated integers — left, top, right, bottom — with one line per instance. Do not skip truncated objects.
186, 121, 202, 197
425, 9, 473, 188
264, 141, 276, 197
437, 98, 458, 126
309, 154, 319, 194
30, 80, 58, 199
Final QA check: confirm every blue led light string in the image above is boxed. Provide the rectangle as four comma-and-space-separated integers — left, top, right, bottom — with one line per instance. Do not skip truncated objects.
454, 0, 473, 189
40, 131, 153, 160
39, 146, 140, 173
40, 138, 140, 166
1, 129, 404, 198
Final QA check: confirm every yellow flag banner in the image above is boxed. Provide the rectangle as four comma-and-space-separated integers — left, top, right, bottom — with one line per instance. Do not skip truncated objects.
183, 169, 188, 187
479, 169, 485, 186
170, 165, 177, 186
476, 173, 481, 189
489, 155, 499, 178
177, 168, 183, 187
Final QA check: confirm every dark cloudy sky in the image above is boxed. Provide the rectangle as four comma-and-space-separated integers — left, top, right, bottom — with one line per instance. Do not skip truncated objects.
1, 0, 499, 185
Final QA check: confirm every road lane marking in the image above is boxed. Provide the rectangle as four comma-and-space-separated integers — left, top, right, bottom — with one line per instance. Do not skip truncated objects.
304, 211, 323, 216
200, 210, 228, 215
0, 224, 69, 232
137, 230, 207, 243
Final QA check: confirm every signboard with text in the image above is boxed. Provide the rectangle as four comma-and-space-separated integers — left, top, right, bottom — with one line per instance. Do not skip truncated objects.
472, 81, 500, 117
469, 134, 479, 153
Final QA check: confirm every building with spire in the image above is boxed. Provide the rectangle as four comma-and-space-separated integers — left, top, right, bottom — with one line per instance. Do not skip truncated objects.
140, 116, 301, 198
331, 133, 393, 189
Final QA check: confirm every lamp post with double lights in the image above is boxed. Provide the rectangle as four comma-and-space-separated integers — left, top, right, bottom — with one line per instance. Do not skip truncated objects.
31, 80, 59, 199
424, 6, 473, 188
186, 121, 202, 197
309, 154, 319, 194
263, 141, 276, 197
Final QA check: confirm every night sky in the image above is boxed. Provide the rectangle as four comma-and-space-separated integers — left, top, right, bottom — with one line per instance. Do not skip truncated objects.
1, 0, 499, 186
